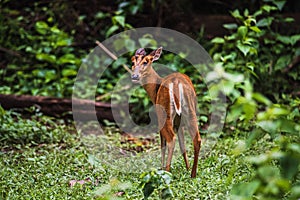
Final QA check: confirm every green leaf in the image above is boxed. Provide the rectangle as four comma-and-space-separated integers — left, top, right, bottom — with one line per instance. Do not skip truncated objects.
258, 165, 280, 182
237, 42, 250, 56
139, 37, 157, 47
280, 152, 300, 179
222, 79, 235, 95
159, 170, 172, 185
278, 118, 298, 134
130, 5, 140, 15
256, 120, 278, 135
45, 70, 57, 83
0, 105, 6, 117
249, 26, 261, 33
230, 181, 260, 199
35, 21, 49, 35
257, 17, 274, 27
211, 37, 225, 44
246, 128, 265, 147
253, 9, 263, 17
291, 186, 300, 198
288, 143, 300, 154
118, 1, 130, 9
284, 17, 294, 23
36, 53, 56, 63
274, 55, 291, 71
242, 101, 257, 122
237, 26, 248, 39
162, 188, 174, 199
140, 173, 151, 183
125, 39, 136, 51
62, 69, 77, 77
50, 26, 60, 34
223, 23, 238, 30
113, 16, 125, 27
252, 93, 272, 105
248, 154, 269, 165
58, 54, 77, 65
244, 9, 249, 17
243, 37, 257, 45
231, 9, 243, 20
113, 38, 126, 51
106, 25, 119, 37
291, 34, 300, 45
56, 38, 72, 47
143, 182, 155, 199
200, 115, 208, 123
95, 11, 108, 19
272, 0, 286, 11
261, 5, 278, 13
244, 18, 256, 27
27, 157, 36, 162
277, 35, 292, 45
270, 106, 290, 116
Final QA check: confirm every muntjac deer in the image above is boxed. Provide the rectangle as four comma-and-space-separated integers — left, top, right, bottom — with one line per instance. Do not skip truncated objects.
131, 47, 201, 178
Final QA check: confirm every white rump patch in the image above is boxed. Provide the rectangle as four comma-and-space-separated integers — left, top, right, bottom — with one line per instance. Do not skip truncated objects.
169, 82, 183, 116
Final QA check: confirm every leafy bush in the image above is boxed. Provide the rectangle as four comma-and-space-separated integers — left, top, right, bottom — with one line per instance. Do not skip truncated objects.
0, 1, 138, 98
209, 0, 300, 132
93, 178, 132, 200
231, 136, 300, 199
139, 169, 174, 199
0, 105, 76, 145
211, 0, 300, 93
208, 0, 300, 199
0, 4, 84, 97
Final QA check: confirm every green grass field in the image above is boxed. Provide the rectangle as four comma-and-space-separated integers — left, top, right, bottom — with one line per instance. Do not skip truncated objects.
1, 109, 280, 199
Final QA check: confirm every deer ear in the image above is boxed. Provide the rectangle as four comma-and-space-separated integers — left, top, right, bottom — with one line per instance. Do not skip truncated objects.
135, 48, 146, 56
150, 47, 163, 61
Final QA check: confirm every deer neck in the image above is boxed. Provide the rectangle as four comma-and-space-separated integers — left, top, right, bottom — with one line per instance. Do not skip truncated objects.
141, 66, 162, 104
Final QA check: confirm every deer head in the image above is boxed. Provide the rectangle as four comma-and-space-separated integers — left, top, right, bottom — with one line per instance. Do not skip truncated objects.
131, 47, 163, 83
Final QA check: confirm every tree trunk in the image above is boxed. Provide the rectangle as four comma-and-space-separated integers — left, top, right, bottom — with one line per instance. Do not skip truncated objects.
0, 94, 115, 122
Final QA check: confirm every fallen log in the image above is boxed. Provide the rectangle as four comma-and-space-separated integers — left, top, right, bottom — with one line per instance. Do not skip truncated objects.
0, 94, 115, 122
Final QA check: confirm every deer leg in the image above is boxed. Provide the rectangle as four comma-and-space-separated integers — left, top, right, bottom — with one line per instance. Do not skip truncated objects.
191, 131, 201, 178
160, 133, 166, 169
178, 127, 190, 170
160, 120, 176, 172
186, 117, 201, 178
166, 136, 176, 172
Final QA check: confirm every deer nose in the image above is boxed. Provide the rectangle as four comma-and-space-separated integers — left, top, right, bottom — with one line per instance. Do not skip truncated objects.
131, 74, 139, 81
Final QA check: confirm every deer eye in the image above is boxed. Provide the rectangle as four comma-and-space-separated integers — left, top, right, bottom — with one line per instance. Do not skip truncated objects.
143, 61, 148, 66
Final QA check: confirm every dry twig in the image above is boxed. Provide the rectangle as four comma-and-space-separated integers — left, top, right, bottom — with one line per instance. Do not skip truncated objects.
95, 40, 132, 74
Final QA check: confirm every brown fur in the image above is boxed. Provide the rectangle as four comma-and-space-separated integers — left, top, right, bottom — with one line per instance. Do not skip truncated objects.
131, 47, 201, 178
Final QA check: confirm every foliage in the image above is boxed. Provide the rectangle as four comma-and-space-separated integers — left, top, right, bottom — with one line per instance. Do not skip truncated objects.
211, 0, 300, 88
0, 1, 211, 125
139, 169, 174, 199
0, 1, 138, 98
0, 106, 93, 199
208, 0, 300, 199
1, 0, 300, 199
210, 0, 300, 132
231, 136, 300, 199
0, 4, 83, 97
0, 106, 76, 145
1, 105, 278, 199
93, 178, 132, 200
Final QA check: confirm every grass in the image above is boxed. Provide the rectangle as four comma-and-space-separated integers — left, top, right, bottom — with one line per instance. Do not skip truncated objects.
0, 109, 277, 199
